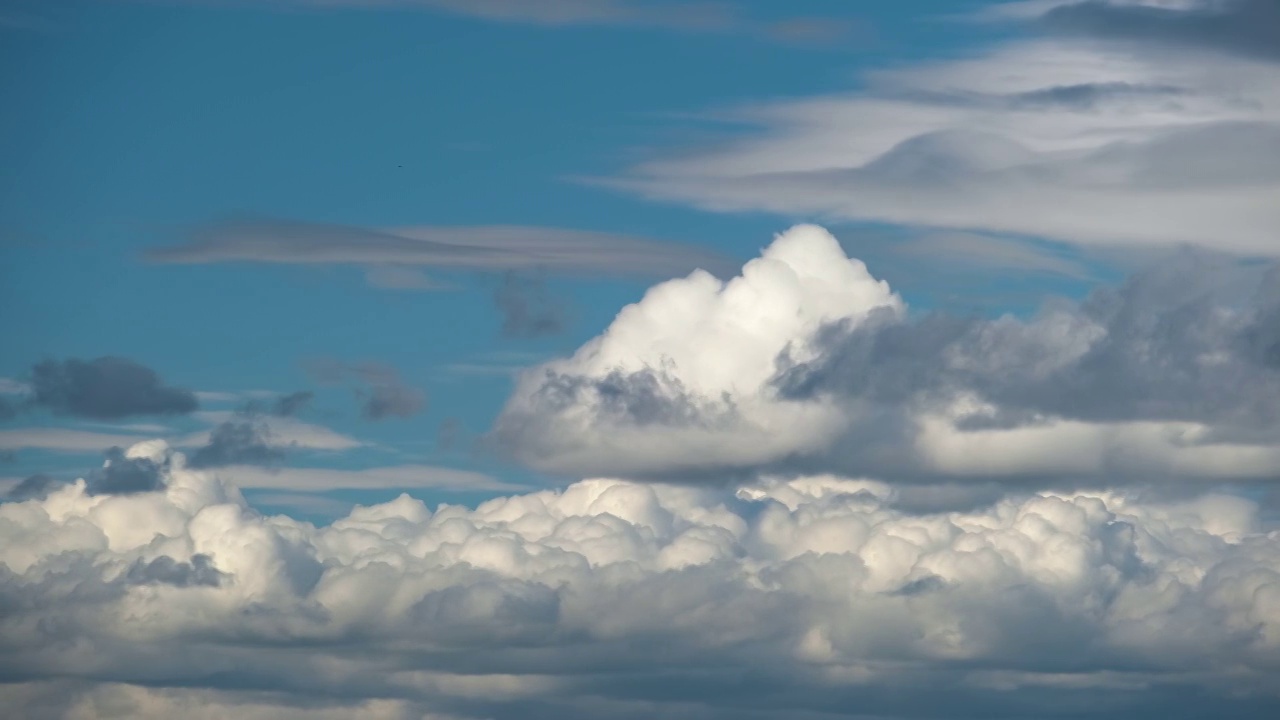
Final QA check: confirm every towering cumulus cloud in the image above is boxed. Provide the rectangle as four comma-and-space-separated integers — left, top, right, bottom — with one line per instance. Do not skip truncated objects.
496, 225, 1280, 486
495, 225, 903, 478
2, 440, 1279, 718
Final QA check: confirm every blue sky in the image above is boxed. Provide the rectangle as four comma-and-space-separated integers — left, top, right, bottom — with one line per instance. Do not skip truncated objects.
2, 3, 1280, 715
0, 0, 1100, 515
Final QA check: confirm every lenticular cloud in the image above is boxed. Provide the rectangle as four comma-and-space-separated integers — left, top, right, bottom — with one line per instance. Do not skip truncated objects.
3, 441, 1279, 718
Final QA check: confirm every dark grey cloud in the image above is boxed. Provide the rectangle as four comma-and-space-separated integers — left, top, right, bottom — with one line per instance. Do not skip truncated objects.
306, 360, 425, 421
125, 554, 225, 588
6, 473, 61, 502
88, 447, 166, 495
493, 273, 570, 339
1042, 0, 1280, 61
778, 252, 1280, 430
271, 391, 314, 418
187, 417, 287, 469
28, 357, 197, 420
0, 397, 15, 423
147, 217, 736, 283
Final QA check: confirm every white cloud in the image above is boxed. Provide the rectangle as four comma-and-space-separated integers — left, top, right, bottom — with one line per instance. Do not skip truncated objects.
495, 225, 902, 477
493, 224, 1280, 483
607, 37, 1280, 255
1, 440, 1278, 718
0, 378, 30, 395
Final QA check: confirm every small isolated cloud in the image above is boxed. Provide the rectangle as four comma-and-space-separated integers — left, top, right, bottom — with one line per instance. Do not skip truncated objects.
147, 218, 736, 286
26, 357, 198, 420
493, 273, 570, 339
306, 360, 425, 421
271, 391, 314, 418
186, 417, 286, 469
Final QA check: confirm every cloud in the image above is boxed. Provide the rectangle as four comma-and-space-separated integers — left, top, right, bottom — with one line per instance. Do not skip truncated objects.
1, 441, 1279, 718
147, 218, 736, 284
0, 427, 158, 452
306, 360, 426, 421
5, 473, 60, 501
493, 273, 570, 339
88, 444, 168, 495
891, 232, 1092, 279
211, 463, 523, 492
271, 391, 314, 418
1041, 0, 1280, 61
186, 417, 287, 469
604, 31, 1280, 255
178, 411, 365, 453
26, 357, 198, 420
494, 225, 1280, 484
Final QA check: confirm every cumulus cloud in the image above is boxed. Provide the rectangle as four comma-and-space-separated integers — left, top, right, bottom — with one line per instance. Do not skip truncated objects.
147, 218, 736, 284
495, 224, 902, 479
26, 357, 198, 420
606, 23, 1280, 255
494, 225, 1280, 484
1, 440, 1278, 718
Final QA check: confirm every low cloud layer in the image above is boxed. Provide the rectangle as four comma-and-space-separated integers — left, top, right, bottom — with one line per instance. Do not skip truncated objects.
495, 225, 1280, 485
1, 440, 1278, 718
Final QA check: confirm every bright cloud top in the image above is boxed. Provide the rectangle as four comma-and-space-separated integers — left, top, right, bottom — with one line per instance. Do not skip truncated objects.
2, 440, 1279, 718
495, 225, 902, 477
495, 225, 1280, 483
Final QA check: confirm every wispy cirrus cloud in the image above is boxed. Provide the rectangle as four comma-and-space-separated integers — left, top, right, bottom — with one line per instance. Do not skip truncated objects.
603, 2, 1280, 257
147, 218, 737, 286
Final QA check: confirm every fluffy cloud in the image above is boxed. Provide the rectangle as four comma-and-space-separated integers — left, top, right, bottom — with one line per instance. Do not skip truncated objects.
1, 440, 1278, 718
606, 12, 1280, 255
495, 225, 901, 479
494, 225, 1280, 484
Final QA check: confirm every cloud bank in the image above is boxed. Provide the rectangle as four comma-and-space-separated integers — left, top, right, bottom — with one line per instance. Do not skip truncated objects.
1, 439, 1278, 718
495, 225, 1280, 485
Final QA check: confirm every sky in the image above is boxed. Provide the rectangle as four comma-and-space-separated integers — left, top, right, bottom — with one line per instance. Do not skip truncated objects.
1, 0, 1279, 718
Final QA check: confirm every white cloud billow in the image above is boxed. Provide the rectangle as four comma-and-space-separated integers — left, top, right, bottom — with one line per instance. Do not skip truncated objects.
495, 225, 902, 477
495, 225, 1280, 483
2, 440, 1278, 718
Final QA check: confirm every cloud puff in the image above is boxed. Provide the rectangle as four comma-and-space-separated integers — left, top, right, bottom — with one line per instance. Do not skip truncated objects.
26, 357, 198, 420
494, 225, 1280, 484
1, 439, 1278, 718
495, 225, 902, 479
606, 26, 1280, 255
